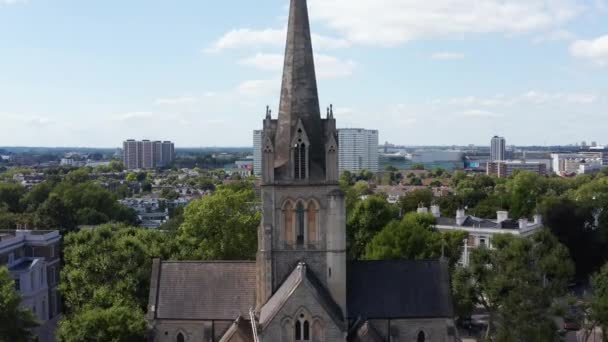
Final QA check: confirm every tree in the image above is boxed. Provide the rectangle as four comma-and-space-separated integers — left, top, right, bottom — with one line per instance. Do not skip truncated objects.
506, 171, 545, 219
347, 195, 398, 260
363, 213, 467, 268
0, 182, 25, 213
60, 224, 172, 313
399, 189, 433, 214
452, 231, 573, 341
583, 263, 608, 341
64, 168, 90, 184
409, 177, 423, 186
35, 193, 77, 232
0, 267, 39, 342
176, 185, 260, 260
160, 188, 180, 200
411, 163, 425, 170
540, 197, 601, 277
57, 305, 146, 342
125, 173, 138, 182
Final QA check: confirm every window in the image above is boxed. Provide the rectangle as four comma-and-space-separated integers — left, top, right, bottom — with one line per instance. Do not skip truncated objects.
50, 267, 56, 285
307, 202, 317, 245
50, 245, 55, 258
176, 333, 185, 342
294, 138, 307, 179
284, 203, 295, 245
296, 203, 305, 246
14, 278, 20, 292
296, 314, 310, 341
417, 331, 426, 342
8, 253, 14, 266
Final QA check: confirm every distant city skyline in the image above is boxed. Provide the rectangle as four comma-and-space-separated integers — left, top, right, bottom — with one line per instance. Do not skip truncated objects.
1, 0, 607, 147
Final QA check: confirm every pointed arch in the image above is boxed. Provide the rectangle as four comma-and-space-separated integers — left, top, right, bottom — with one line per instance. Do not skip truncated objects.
312, 319, 324, 342
176, 332, 185, 342
296, 202, 306, 246
281, 317, 294, 341
417, 330, 427, 342
294, 307, 313, 341
283, 200, 295, 246
307, 199, 320, 246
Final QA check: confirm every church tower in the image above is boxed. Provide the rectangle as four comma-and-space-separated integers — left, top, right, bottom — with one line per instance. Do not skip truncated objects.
256, 0, 346, 317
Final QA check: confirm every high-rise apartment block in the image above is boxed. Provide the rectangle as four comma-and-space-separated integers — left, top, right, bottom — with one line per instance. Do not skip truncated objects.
253, 130, 263, 177
338, 128, 379, 173
491, 136, 506, 161
123, 139, 175, 170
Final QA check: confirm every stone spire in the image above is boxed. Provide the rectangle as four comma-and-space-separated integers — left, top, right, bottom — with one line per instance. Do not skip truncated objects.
274, 0, 324, 176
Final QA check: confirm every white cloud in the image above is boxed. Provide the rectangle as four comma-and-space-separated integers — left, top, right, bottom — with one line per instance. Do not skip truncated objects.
236, 79, 277, 98
154, 96, 198, 106
238, 53, 355, 79
238, 53, 283, 71
533, 29, 576, 43
308, 0, 583, 46
431, 52, 465, 60
1, 113, 56, 127
437, 91, 598, 107
570, 35, 608, 66
205, 27, 350, 53
0, 0, 26, 4
460, 109, 502, 118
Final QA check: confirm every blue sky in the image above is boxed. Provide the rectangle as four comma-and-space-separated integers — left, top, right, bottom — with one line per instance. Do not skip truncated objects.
1, 0, 607, 147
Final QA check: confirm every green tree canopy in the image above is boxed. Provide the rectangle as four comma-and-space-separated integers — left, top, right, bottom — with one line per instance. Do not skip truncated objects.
176, 184, 260, 260
452, 230, 574, 341
347, 195, 399, 260
57, 305, 146, 342
363, 213, 467, 268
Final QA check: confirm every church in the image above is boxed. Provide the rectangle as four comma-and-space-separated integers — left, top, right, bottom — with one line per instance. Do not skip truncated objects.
146, 0, 456, 341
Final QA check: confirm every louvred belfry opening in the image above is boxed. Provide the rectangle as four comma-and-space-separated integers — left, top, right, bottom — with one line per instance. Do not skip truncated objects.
274, 0, 324, 181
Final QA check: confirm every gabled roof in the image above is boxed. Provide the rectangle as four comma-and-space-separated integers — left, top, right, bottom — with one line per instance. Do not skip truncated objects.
349, 320, 385, 342
259, 262, 344, 329
219, 316, 253, 342
148, 260, 256, 320
347, 260, 453, 319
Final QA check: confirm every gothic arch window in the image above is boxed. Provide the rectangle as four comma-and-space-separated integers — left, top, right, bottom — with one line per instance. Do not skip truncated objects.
295, 313, 311, 341
281, 318, 294, 341
417, 330, 426, 342
284, 201, 295, 245
176, 332, 185, 342
307, 200, 319, 245
296, 202, 305, 246
312, 319, 324, 342
294, 142, 307, 179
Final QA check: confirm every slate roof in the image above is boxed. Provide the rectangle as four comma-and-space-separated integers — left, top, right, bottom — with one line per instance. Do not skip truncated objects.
347, 260, 453, 319
259, 262, 344, 329
436, 216, 520, 229
151, 260, 256, 320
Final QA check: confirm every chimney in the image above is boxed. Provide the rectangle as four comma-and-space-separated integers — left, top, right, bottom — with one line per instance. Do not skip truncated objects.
533, 214, 543, 225
417, 205, 429, 214
519, 218, 529, 230
456, 209, 466, 226
497, 211, 509, 223
431, 205, 441, 218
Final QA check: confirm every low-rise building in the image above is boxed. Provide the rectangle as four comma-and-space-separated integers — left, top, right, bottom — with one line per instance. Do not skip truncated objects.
552, 153, 603, 175
0, 229, 62, 341
431, 207, 544, 267
486, 160, 548, 177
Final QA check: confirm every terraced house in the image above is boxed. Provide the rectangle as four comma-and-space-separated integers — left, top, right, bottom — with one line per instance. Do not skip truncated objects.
1, 229, 62, 342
